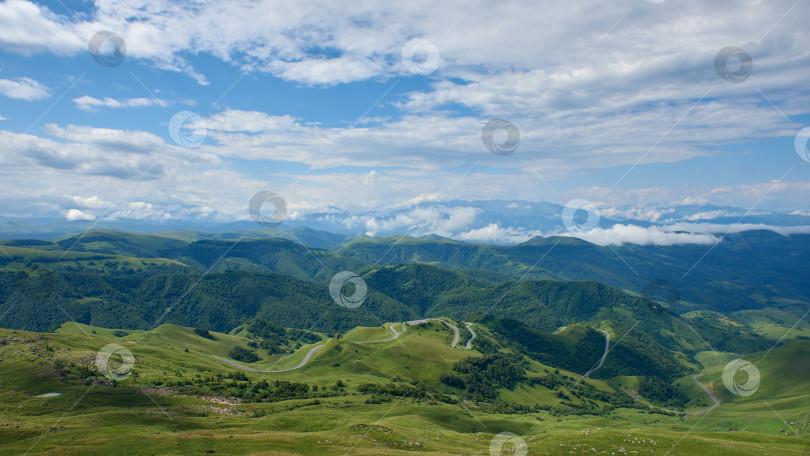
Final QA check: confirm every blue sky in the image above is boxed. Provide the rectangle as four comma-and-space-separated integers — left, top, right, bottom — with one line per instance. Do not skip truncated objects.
0, 0, 809, 239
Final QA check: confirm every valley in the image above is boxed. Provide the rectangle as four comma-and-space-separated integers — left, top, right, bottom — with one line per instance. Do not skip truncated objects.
0, 229, 808, 455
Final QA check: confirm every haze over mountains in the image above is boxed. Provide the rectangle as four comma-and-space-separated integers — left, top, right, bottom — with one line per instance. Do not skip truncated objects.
3, 0, 810, 453
2, 226, 808, 332
4, 199, 810, 246
2, 218, 809, 454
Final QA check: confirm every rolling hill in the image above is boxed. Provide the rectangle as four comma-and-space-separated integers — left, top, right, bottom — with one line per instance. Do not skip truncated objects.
1, 319, 807, 455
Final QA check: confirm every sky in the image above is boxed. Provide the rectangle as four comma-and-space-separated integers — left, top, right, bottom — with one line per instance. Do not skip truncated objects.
0, 0, 809, 239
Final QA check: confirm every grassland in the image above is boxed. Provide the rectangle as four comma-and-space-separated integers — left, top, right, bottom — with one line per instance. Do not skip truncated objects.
1, 319, 808, 455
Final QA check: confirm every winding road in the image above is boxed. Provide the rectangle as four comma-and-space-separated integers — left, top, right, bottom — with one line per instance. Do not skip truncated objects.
584, 329, 610, 378
432, 318, 460, 348
686, 374, 720, 415
213, 343, 325, 373
354, 322, 407, 344
214, 320, 721, 418
579, 328, 718, 414
370, 318, 464, 348
622, 373, 720, 415
215, 318, 477, 372
464, 322, 476, 349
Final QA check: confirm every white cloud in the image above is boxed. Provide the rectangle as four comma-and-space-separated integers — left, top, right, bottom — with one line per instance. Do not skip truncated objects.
0, 115, 5, 120
0, 77, 49, 100
72, 95, 171, 111
0, 1, 805, 182
1, 0, 806, 96
599, 207, 677, 223
340, 206, 479, 237
198, 106, 784, 178
568, 182, 810, 217
203, 110, 297, 133
0, 0, 807, 225
682, 211, 733, 221
69, 195, 109, 209
0, 125, 219, 180
267, 56, 384, 86
454, 223, 542, 244
561, 222, 810, 247
0, 0, 85, 55
663, 222, 810, 236
568, 224, 720, 246
65, 208, 95, 221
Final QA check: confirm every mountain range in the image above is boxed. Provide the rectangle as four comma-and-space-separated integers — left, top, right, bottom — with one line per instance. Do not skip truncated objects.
3, 200, 810, 245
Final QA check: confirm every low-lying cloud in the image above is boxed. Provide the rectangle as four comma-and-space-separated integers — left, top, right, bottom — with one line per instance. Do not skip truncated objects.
567, 224, 719, 246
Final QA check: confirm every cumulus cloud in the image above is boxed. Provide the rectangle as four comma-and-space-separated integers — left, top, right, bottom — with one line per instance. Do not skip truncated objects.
342, 206, 480, 237
203, 110, 298, 133
569, 182, 810, 219
0, 0, 806, 178
65, 208, 95, 221
0, 77, 49, 100
560, 223, 810, 246
0, 0, 85, 55
0, 124, 219, 181
0, 0, 807, 229
72, 96, 172, 111
568, 224, 720, 246
454, 223, 542, 244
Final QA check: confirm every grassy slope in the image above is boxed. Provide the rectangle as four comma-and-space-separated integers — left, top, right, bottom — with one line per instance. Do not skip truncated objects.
1, 322, 808, 455
0, 245, 186, 274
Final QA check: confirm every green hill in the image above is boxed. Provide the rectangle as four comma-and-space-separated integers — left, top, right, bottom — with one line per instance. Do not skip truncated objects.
337, 231, 810, 315
54, 229, 189, 258
1, 321, 807, 455
7, 227, 809, 323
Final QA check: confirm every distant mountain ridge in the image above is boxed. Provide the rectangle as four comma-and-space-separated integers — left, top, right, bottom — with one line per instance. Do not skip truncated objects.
4, 227, 809, 317
2, 199, 809, 245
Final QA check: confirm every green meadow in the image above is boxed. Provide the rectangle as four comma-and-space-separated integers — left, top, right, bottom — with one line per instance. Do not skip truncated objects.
1, 319, 807, 455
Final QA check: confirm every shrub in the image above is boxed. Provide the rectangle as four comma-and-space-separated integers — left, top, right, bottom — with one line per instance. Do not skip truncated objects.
229, 346, 260, 363
194, 328, 215, 340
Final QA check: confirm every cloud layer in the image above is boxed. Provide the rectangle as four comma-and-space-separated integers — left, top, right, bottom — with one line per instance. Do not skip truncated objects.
0, 77, 48, 100
0, 0, 807, 244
